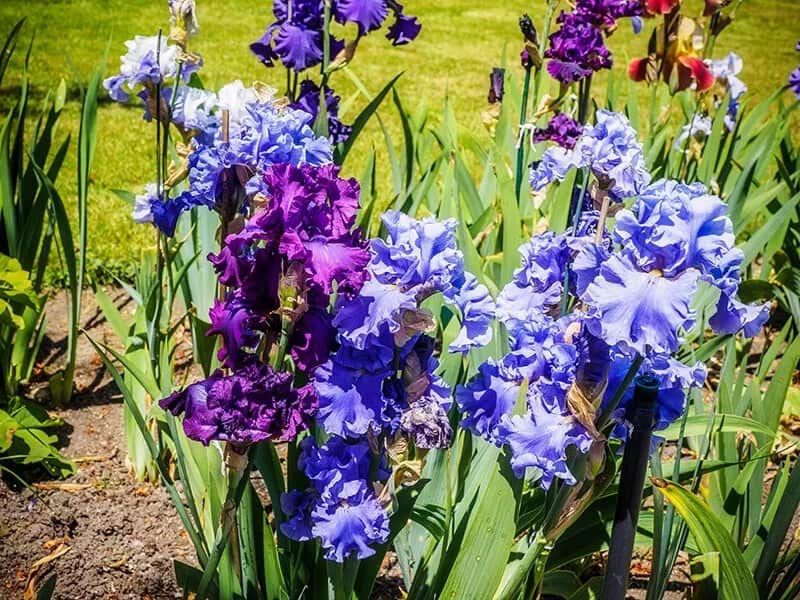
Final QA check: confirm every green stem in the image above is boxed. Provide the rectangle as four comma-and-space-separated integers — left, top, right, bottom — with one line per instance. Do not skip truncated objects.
197, 456, 252, 598
514, 66, 533, 204
560, 168, 590, 314
578, 75, 593, 124
596, 353, 645, 431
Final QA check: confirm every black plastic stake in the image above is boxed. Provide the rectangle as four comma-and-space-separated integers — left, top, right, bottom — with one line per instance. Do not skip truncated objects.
602, 374, 660, 600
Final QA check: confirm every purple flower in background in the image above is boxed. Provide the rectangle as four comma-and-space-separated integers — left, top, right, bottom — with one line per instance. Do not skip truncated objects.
488, 68, 505, 103
252, 0, 418, 72
789, 40, 800, 100
250, 0, 340, 72
575, 0, 644, 30
533, 113, 583, 149
790, 66, 800, 100
387, 11, 421, 45
545, 12, 612, 84
291, 80, 352, 144
159, 363, 317, 445
334, 0, 389, 34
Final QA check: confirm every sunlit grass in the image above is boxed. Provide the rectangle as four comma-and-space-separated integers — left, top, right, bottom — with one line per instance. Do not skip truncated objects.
1, 0, 798, 282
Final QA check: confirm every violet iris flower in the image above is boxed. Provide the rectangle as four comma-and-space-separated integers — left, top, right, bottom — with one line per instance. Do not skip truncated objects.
159, 363, 316, 446
281, 437, 390, 562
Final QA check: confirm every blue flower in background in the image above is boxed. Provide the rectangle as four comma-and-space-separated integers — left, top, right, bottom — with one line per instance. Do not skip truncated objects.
497, 232, 569, 322
706, 52, 747, 130
104, 35, 200, 107
180, 100, 332, 216
530, 110, 650, 200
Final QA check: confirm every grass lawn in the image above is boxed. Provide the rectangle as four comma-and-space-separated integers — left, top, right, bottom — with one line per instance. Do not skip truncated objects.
1, 0, 799, 281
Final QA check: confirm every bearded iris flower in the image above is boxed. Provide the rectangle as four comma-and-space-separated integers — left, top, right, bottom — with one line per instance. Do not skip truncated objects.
281, 437, 390, 562
628, 13, 715, 92
530, 110, 650, 199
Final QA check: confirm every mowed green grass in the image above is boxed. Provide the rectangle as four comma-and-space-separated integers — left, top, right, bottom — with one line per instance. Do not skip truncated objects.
1, 0, 798, 281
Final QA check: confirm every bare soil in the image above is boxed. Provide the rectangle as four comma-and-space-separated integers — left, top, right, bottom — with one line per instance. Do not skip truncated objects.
0, 289, 192, 599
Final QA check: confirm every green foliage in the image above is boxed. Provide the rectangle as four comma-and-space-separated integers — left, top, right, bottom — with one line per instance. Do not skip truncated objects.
0, 396, 75, 478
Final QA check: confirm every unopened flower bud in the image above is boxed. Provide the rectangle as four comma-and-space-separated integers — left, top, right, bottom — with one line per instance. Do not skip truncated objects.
519, 14, 539, 47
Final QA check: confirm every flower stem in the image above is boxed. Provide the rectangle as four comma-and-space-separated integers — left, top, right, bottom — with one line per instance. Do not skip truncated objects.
596, 353, 645, 431
196, 445, 252, 599
514, 65, 533, 204
594, 194, 610, 245
560, 168, 590, 315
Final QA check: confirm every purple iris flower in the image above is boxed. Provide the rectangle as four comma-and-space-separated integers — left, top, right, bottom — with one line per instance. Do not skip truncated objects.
291, 80, 352, 144
532, 113, 583, 150
386, 12, 421, 45
159, 363, 317, 445
334, 0, 389, 34
545, 11, 612, 84
207, 293, 263, 369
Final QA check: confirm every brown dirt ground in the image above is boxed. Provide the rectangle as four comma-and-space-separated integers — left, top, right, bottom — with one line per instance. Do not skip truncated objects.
0, 289, 193, 599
